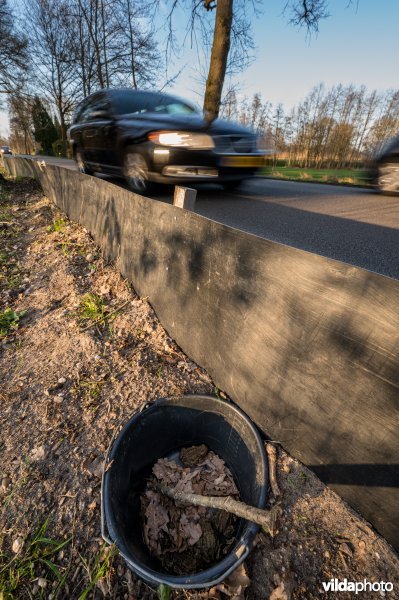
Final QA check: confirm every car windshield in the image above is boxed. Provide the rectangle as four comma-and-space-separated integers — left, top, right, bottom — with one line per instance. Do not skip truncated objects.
112, 91, 198, 116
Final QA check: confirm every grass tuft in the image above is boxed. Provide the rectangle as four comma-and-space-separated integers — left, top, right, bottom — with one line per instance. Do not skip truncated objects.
0, 519, 70, 599
77, 293, 105, 325
0, 308, 26, 338
157, 583, 171, 600
47, 218, 67, 233
78, 544, 117, 600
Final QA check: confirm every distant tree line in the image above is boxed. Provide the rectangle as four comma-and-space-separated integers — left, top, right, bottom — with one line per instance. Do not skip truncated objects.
221, 83, 399, 168
2, 0, 163, 155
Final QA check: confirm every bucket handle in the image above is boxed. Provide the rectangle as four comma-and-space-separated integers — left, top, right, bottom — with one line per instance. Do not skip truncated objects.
100, 468, 113, 546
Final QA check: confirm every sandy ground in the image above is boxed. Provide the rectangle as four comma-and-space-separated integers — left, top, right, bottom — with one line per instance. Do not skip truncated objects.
0, 175, 398, 599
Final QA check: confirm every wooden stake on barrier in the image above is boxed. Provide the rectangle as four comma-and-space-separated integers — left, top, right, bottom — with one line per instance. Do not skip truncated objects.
173, 186, 197, 211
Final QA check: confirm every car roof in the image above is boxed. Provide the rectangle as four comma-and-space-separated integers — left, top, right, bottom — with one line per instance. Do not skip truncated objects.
106, 88, 164, 98
77, 88, 194, 109
78, 88, 174, 106
72, 88, 197, 122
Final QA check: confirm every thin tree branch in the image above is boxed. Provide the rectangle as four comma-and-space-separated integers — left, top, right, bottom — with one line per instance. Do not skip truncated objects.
154, 482, 281, 535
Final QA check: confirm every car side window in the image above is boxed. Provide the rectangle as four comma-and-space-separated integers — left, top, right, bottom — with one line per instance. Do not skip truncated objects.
111, 92, 198, 116
75, 103, 91, 123
81, 96, 109, 122
73, 101, 87, 123
112, 92, 153, 115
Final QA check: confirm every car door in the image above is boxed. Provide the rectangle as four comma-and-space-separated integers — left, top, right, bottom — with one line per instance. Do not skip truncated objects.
81, 94, 117, 172
70, 99, 92, 158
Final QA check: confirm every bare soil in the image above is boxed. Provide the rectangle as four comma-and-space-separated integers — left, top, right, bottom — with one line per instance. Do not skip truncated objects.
0, 176, 398, 599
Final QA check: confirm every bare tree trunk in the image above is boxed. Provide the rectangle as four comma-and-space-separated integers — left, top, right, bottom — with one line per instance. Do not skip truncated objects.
78, 4, 87, 97
203, 0, 233, 121
55, 65, 66, 143
94, 0, 104, 87
126, 0, 138, 88
100, 0, 109, 87
77, 0, 99, 93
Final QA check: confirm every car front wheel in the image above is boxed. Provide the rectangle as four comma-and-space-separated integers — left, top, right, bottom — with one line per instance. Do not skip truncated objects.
75, 150, 94, 175
124, 149, 154, 194
377, 161, 399, 195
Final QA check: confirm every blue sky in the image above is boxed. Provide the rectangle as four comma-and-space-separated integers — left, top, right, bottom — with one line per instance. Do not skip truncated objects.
1, 0, 398, 137
168, 0, 399, 107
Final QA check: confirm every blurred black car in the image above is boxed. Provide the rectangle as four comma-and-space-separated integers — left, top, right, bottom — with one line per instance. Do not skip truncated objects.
0, 146, 12, 155
371, 136, 399, 195
68, 89, 265, 193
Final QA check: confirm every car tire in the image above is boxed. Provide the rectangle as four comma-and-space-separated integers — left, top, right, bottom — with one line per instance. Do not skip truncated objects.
124, 148, 154, 195
377, 161, 399, 195
75, 149, 94, 175
223, 180, 243, 191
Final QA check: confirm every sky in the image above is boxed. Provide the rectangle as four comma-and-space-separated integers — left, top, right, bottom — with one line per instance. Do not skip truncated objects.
1, 0, 399, 137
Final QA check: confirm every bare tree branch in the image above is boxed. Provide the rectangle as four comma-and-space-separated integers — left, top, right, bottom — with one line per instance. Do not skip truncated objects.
0, 0, 29, 96
283, 0, 330, 35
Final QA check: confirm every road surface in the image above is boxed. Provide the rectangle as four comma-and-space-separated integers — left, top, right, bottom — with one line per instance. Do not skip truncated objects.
24, 155, 399, 279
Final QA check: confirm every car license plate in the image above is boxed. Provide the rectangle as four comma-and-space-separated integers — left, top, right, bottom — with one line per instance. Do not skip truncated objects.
220, 155, 264, 167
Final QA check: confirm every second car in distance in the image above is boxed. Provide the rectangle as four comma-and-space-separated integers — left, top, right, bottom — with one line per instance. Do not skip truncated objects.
371, 136, 399, 195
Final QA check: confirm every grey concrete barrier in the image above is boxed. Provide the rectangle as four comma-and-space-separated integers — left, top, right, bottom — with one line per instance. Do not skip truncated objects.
3, 156, 399, 549
2, 155, 40, 179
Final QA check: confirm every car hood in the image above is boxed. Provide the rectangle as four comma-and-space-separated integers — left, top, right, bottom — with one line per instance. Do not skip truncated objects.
118, 112, 255, 136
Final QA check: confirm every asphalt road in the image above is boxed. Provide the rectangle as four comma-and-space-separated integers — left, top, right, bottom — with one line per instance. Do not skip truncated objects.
25, 155, 399, 279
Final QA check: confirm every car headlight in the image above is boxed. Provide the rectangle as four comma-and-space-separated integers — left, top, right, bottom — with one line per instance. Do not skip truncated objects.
148, 131, 215, 150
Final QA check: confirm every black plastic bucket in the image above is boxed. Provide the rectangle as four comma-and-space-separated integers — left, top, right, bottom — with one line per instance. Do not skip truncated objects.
101, 394, 268, 589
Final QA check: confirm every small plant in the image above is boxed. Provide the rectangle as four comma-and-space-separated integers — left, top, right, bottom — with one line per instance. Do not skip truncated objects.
79, 379, 105, 410
286, 475, 297, 488
0, 308, 26, 337
6, 273, 22, 289
77, 293, 105, 324
157, 583, 171, 600
0, 519, 70, 598
299, 470, 309, 482
78, 544, 117, 600
81, 379, 103, 398
59, 242, 71, 256
2, 472, 29, 509
47, 218, 67, 233
0, 209, 12, 222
